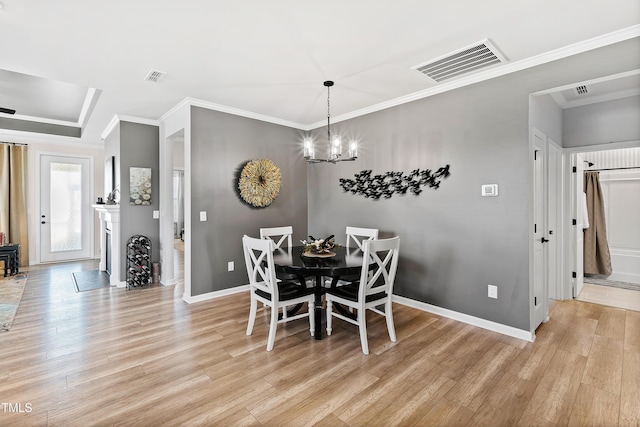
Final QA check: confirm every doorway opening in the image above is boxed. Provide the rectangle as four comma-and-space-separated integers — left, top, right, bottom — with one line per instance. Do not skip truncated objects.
571, 146, 640, 311
173, 169, 185, 286
170, 131, 185, 288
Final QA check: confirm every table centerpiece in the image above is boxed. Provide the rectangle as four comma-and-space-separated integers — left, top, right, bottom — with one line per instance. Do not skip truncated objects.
301, 235, 338, 258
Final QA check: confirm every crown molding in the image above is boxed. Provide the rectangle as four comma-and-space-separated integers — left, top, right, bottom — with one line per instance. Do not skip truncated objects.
180, 97, 307, 130
0, 128, 102, 147
533, 69, 640, 96
100, 114, 160, 140
100, 115, 120, 140
308, 25, 640, 130
160, 25, 640, 133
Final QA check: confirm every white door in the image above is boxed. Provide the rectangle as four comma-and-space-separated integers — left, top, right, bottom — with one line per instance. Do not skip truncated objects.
572, 153, 585, 297
532, 130, 548, 330
39, 154, 92, 262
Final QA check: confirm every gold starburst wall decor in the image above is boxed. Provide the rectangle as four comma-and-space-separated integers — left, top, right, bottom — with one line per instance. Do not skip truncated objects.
238, 159, 282, 208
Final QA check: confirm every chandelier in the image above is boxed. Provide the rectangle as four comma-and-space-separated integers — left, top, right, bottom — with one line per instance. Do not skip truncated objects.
303, 81, 358, 164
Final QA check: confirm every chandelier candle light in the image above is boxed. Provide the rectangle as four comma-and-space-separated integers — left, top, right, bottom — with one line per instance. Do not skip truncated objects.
303, 81, 358, 164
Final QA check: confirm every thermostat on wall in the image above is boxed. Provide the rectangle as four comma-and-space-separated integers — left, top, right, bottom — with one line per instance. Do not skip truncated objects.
482, 184, 499, 197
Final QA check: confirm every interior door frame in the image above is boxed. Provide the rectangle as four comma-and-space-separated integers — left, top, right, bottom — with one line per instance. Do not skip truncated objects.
571, 152, 586, 298
159, 103, 191, 300
562, 140, 640, 300
36, 151, 95, 264
547, 139, 564, 301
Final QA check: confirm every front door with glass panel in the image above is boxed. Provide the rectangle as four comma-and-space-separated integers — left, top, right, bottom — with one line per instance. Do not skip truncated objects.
39, 154, 92, 262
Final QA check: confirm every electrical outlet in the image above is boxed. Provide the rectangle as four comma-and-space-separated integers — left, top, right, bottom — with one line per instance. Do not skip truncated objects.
488, 284, 498, 299
227, 261, 234, 272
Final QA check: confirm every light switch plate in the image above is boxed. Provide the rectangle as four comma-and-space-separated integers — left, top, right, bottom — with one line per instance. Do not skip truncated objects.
199, 211, 207, 221
153, 210, 160, 219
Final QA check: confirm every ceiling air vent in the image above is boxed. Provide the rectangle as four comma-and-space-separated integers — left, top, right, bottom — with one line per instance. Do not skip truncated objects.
413, 39, 506, 83
573, 85, 590, 96
144, 69, 167, 83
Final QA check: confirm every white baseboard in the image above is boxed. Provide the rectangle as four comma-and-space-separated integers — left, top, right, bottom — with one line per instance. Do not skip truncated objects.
182, 284, 250, 304
160, 278, 178, 287
392, 295, 534, 342
178, 286, 534, 342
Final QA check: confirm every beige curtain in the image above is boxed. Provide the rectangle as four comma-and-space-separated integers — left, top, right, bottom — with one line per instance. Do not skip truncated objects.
0, 143, 29, 267
583, 171, 611, 275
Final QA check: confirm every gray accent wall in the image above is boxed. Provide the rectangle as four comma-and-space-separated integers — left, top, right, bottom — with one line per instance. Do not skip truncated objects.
308, 82, 532, 330
307, 39, 640, 332
189, 107, 308, 296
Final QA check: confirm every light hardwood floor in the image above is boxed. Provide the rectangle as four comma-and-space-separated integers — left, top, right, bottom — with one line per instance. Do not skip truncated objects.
1, 261, 639, 426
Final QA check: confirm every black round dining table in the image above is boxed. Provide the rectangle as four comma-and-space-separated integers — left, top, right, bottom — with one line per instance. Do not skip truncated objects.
272, 245, 365, 340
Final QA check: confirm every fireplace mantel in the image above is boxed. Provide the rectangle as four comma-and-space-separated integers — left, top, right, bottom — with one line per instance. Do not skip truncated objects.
92, 204, 124, 287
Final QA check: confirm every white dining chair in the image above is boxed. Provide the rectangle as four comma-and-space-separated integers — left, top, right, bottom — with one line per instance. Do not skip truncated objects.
260, 226, 311, 292
243, 235, 315, 351
325, 236, 400, 355
325, 226, 379, 289
345, 226, 379, 250
259, 226, 293, 249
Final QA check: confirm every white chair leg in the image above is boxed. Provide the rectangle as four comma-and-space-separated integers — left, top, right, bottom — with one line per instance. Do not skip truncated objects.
385, 301, 396, 342
326, 299, 333, 336
309, 300, 315, 336
246, 296, 257, 335
266, 305, 278, 351
358, 309, 369, 355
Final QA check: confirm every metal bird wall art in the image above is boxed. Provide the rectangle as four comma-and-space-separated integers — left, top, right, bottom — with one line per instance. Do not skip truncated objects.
339, 165, 451, 200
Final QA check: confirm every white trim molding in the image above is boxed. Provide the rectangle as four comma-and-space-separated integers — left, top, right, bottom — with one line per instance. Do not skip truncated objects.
182, 285, 250, 304
172, 97, 308, 131
100, 114, 160, 140
392, 295, 535, 342
179, 285, 534, 341
308, 25, 640, 130
161, 26, 640, 134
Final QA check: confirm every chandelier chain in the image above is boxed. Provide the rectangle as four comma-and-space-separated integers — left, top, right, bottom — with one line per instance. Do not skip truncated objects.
327, 84, 331, 147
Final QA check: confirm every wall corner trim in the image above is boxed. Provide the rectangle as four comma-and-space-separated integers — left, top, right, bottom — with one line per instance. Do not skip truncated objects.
392, 295, 535, 342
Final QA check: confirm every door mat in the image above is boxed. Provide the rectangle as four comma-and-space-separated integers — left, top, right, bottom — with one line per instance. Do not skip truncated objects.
0, 273, 28, 331
584, 275, 640, 292
72, 270, 111, 292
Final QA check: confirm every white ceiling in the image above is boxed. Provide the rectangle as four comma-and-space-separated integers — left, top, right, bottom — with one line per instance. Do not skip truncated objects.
0, 0, 639, 145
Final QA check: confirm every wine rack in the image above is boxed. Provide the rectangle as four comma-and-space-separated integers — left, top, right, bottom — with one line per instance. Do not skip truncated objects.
126, 235, 151, 289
